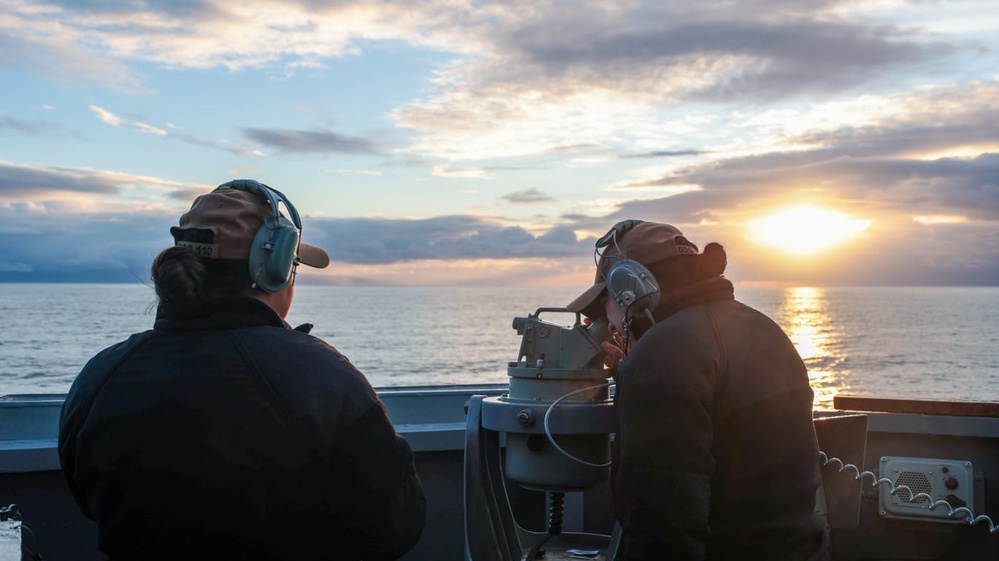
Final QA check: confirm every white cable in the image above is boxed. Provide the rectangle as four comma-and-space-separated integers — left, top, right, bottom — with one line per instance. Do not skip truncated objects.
543, 381, 616, 468
819, 452, 998, 534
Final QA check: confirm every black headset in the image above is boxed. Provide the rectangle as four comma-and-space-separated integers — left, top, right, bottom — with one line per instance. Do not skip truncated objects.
218, 179, 302, 293
596, 219, 661, 321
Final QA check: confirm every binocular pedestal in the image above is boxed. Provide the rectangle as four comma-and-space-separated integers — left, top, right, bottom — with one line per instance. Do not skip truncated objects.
463, 394, 621, 561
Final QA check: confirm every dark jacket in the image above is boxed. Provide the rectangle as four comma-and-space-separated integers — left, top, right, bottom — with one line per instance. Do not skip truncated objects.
612, 277, 827, 561
59, 296, 426, 561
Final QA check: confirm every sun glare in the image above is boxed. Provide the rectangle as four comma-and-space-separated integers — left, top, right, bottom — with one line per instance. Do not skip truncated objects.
749, 205, 871, 257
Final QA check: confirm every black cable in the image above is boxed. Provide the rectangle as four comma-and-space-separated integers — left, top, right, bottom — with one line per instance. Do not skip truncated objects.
524, 533, 553, 560
548, 492, 565, 536
19, 523, 45, 560
524, 493, 566, 560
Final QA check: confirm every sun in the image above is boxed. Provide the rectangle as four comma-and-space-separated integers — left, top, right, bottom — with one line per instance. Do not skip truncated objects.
748, 205, 871, 257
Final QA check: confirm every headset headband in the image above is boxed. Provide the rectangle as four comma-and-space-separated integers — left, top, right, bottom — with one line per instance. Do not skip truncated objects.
596, 219, 645, 250
219, 179, 303, 231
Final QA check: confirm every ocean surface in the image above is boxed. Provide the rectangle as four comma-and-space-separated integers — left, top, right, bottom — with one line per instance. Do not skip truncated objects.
2, 283, 998, 410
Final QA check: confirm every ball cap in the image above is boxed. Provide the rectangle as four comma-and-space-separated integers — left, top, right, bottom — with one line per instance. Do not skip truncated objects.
170, 187, 330, 268
566, 220, 698, 318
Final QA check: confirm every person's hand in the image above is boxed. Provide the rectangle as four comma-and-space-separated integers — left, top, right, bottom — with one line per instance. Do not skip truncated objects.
583, 316, 625, 380
601, 336, 625, 381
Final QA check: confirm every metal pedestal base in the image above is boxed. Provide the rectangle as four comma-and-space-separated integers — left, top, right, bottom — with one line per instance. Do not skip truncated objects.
464, 395, 620, 561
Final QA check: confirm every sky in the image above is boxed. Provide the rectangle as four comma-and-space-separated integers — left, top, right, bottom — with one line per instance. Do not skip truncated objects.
1, 0, 998, 287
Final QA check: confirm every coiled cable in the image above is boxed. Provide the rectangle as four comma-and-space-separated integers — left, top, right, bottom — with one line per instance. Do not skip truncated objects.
819, 452, 998, 534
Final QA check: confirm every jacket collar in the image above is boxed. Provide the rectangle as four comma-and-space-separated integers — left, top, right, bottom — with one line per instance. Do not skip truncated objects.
653, 276, 735, 322
154, 296, 289, 332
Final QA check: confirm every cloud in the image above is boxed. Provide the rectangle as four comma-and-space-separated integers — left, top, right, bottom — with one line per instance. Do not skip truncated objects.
0, 202, 175, 281
308, 216, 586, 264
0, 114, 91, 141
501, 188, 554, 204
87, 104, 263, 155
0, 115, 40, 134
89, 104, 167, 136
508, 17, 943, 102
315, 256, 590, 287
622, 150, 709, 159
133, 122, 168, 136
628, 150, 999, 219
0, 202, 596, 283
431, 165, 489, 179
167, 186, 214, 202
0, 262, 32, 273
242, 127, 381, 155
1, 185, 996, 286
169, 131, 264, 157
391, 2, 959, 160
789, 82, 999, 157
89, 105, 122, 127
0, 161, 208, 206
598, 80, 999, 217
0, 160, 592, 277
0, 0, 451, 87
5, 1, 958, 163
0, 6, 145, 93
0, 161, 122, 198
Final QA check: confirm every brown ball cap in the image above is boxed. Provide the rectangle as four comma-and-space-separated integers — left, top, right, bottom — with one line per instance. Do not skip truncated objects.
170, 187, 330, 268
566, 221, 698, 318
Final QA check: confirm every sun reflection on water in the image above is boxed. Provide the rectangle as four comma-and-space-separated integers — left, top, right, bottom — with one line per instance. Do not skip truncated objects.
774, 287, 848, 410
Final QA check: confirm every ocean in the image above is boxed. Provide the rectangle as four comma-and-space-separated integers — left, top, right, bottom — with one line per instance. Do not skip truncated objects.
2, 283, 998, 410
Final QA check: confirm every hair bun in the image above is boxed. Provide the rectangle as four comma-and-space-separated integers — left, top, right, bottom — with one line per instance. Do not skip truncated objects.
702, 242, 727, 276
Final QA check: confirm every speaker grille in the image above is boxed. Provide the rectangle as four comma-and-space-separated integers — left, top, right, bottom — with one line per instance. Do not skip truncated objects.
895, 471, 932, 504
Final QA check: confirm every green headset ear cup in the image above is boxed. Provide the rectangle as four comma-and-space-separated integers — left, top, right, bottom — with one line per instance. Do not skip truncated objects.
605, 259, 660, 316
219, 179, 305, 293
249, 216, 300, 292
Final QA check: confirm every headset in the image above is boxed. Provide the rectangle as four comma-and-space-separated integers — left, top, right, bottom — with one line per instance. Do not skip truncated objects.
218, 179, 303, 293
596, 219, 661, 324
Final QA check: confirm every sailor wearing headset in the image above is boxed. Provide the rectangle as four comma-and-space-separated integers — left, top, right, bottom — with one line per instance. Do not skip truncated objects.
59, 180, 426, 561
567, 220, 828, 561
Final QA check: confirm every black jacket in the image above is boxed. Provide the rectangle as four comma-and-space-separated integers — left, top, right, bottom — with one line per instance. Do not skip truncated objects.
59, 296, 426, 561
612, 278, 827, 560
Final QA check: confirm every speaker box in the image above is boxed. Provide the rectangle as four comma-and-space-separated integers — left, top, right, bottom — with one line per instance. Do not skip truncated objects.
878, 456, 974, 523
